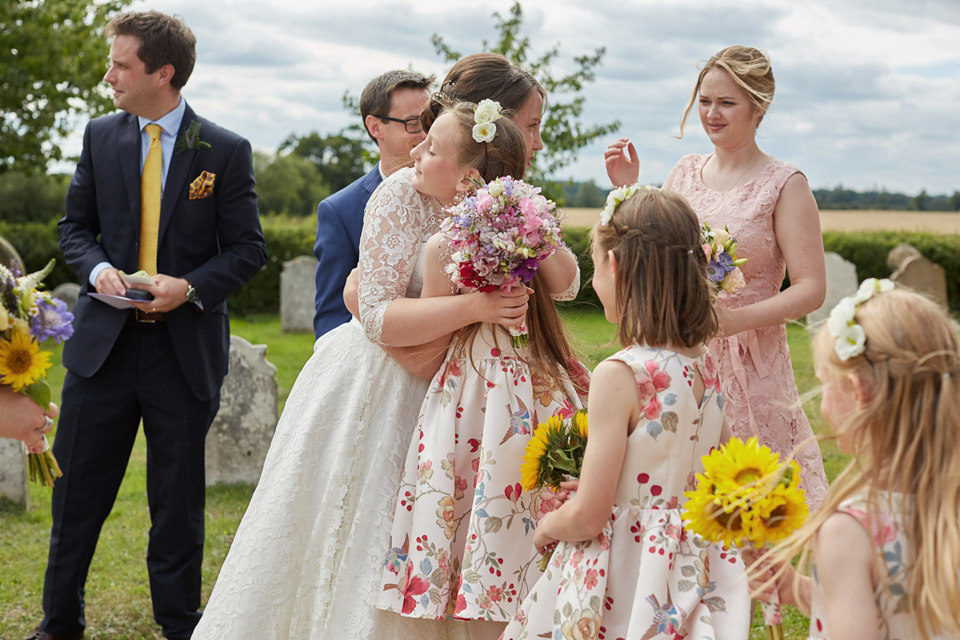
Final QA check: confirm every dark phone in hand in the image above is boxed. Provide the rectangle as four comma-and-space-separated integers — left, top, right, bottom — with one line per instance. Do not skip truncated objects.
125, 289, 154, 301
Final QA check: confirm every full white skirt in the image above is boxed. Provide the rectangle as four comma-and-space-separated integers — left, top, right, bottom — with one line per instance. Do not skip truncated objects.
193, 320, 468, 639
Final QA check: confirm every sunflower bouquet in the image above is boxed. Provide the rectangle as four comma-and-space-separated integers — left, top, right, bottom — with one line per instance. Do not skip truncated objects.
683, 437, 808, 639
441, 175, 565, 347
521, 408, 588, 569
1, 259, 74, 486
701, 222, 747, 293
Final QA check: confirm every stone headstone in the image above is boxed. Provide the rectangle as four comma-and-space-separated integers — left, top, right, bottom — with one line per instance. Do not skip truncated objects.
281, 255, 318, 333
205, 335, 278, 486
0, 438, 29, 508
889, 246, 948, 309
806, 252, 858, 333
51, 282, 81, 312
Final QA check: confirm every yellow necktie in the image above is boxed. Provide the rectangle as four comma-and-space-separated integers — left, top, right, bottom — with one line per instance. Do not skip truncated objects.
139, 123, 163, 275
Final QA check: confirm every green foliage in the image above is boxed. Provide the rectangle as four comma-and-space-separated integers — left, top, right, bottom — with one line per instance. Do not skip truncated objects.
280, 126, 375, 193
821, 230, 960, 311
0, 171, 71, 223
253, 151, 330, 217
226, 215, 316, 316
431, 2, 620, 179
0, 220, 73, 287
813, 186, 959, 211
0, 0, 131, 173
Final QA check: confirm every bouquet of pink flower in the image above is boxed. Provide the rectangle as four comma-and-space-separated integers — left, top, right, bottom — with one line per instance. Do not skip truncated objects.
1, 259, 74, 486
701, 222, 747, 293
441, 175, 565, 347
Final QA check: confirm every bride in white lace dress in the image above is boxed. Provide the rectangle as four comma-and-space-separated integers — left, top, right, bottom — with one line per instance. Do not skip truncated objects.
193, 93, 552, 638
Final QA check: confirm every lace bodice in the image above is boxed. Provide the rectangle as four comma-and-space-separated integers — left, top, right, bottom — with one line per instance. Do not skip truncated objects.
671, 153, 800, 307
358, 167, 443, 345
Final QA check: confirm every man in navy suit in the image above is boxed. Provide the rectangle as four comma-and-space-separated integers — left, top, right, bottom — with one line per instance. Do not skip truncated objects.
312, 70, 432, 338
28, 11, 266, 640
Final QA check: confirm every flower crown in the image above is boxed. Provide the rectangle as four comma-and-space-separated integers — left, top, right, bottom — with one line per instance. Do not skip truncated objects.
599, 183, 656, 226
827, 278, 895, 360
472, 99, 503, 143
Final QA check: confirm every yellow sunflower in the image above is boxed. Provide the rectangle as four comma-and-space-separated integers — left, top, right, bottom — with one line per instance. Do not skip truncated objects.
684, 438, 808, 547
0, 328, 52, 391
520, 410, 587, 491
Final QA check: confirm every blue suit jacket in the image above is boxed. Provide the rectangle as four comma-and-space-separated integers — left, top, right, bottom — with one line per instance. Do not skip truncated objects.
57, 103, 267, 401
312, 165, 383, 338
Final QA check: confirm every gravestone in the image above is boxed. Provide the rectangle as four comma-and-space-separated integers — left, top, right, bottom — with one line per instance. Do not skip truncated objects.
51, 282, 81, 312
205, 336, 278, 486
0, 438, 28, 508
888, 243, 948, 309
806, 252, 858, 333
281, 255, 318, 333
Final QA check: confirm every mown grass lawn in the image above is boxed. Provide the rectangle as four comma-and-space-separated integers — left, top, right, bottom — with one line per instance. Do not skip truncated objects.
0, 312, 836, 639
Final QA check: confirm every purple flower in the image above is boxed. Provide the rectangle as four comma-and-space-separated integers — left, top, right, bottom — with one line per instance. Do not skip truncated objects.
30, 297, 74, 343
515, 258, 539, 283
707, 260, 726, 284
716, 251, 734, 273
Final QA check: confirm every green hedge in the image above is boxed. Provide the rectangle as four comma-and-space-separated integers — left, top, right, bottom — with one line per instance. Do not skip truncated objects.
3, 219, 958, 315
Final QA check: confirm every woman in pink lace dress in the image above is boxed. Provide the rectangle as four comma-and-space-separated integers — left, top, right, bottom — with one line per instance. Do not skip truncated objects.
605, 46, 828, 508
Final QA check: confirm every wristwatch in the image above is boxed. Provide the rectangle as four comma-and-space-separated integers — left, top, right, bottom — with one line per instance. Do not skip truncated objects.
185, 282, 201, 308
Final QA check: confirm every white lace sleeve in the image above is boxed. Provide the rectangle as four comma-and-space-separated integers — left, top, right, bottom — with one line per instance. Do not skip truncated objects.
550, 244, 581, 301
358, 170, 428, 345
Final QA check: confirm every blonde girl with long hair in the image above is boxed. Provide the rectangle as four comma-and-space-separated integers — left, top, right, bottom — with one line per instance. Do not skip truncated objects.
750, 283, 960, 639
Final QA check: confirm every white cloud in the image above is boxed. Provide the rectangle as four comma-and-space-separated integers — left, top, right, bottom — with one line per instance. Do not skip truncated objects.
50, 0, 960, 196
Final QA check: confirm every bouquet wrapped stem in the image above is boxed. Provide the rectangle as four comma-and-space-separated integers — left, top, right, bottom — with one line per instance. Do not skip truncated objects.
27, 436, 62, 487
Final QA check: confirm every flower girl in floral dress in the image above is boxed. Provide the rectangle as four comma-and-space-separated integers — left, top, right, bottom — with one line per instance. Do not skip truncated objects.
749, 282, 960, 640
378, 102, 588, 640
501, 186, 750, 640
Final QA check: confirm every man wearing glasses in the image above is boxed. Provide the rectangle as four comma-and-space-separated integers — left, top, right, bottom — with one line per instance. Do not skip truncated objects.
313, 70, 433, 338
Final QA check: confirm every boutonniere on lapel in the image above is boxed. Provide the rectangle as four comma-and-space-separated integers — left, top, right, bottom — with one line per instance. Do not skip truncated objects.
189, 171, 215, 200
175, 120, 212, 155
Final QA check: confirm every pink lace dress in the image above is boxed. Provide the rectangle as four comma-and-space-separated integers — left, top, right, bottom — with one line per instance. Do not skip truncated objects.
501, 345, 750, 640
671, 153, 827, 509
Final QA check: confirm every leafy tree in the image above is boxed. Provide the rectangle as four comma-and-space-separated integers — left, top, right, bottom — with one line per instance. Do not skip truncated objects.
950, 191, 960, 212
910, 189, 929, 211
280, 125, 374, 193
431, 2, 620, 179
1, 0, 131, 173
0, 171, 71, 222
253, 151, 331, 217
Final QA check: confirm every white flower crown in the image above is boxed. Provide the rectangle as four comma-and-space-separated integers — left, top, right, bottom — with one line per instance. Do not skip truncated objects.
599, 183, 656, 226
826, 277, 895, 360
472, 99, 503, 143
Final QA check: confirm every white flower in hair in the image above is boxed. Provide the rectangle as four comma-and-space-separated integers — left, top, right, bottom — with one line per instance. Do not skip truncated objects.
827, 277, 895, 360
472, 99, 503, 143
599, 183, 656, 226
473, 122, 497, 143
474, 99, 502, 124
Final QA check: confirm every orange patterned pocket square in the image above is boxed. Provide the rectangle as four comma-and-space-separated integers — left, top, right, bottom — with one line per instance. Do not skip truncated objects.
189, 170, 215, 200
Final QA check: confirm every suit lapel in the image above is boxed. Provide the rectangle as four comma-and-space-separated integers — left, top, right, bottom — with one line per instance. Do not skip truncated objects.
159, 104, 197, 245
117, 113, 142, 224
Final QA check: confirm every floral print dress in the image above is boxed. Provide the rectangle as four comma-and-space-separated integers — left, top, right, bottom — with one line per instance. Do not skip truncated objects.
501, 345, 750, 640
807, 491, 944, 640
378, 323, 588, 622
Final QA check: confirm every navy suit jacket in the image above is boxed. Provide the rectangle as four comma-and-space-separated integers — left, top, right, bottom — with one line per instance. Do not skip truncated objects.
58, 103, 267, 401
312, 164, 383, 338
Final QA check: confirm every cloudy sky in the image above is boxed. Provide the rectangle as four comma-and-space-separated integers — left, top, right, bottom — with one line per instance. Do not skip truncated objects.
71, 0, 960, 196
